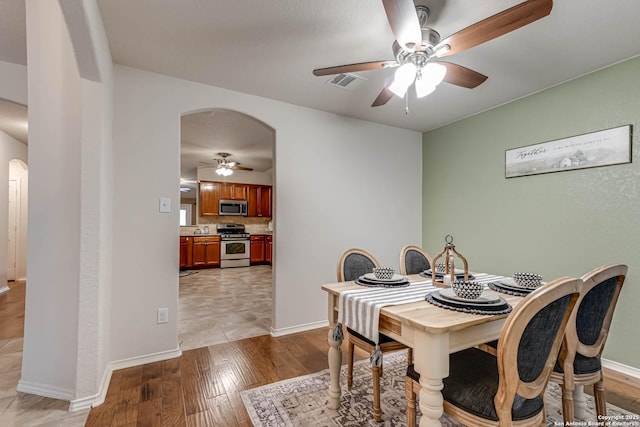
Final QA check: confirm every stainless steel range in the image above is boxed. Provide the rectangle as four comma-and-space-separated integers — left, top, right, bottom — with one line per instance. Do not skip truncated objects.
217, 223, 251, 268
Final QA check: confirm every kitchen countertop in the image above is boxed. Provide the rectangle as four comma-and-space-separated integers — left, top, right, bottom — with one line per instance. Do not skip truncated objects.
180, 232, 272, 237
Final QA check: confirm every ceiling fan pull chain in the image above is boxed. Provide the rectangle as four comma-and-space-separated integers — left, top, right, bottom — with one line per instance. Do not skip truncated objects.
404, 94, 410, 115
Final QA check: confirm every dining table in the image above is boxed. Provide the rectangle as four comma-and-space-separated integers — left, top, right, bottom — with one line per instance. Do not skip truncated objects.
321, 273, 525, 427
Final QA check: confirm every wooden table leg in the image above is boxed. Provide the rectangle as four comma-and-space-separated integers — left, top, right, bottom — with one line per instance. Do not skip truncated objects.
415, 331, 449, 427
327, 292, 343, 410
327, 326, 342, 409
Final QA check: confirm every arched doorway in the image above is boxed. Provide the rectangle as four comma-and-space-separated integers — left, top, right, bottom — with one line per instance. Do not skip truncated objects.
178, 108, 275, 350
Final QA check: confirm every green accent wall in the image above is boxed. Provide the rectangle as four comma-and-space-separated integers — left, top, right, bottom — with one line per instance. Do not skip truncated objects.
423, 56, 640, 368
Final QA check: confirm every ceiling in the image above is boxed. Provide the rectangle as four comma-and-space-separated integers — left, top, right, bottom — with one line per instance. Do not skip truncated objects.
2, 0, 640, 182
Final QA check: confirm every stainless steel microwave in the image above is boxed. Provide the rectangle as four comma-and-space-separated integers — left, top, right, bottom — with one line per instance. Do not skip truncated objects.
219, 199, 248, 216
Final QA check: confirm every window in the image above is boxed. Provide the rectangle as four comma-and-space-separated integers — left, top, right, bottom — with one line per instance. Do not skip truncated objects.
180, 204, 193, 226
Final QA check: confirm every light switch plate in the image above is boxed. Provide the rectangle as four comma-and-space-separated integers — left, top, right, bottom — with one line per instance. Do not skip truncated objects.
159, 197, 171, 213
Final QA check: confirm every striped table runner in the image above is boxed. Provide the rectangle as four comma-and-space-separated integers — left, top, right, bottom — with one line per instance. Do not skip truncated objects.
338, 273, 506, 345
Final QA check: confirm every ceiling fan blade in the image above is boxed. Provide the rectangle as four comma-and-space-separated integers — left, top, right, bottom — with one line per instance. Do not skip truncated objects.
435, 0, 553, 57
371, 86, 394, 107
382, 0, 422, 51
437, 62, 488, 89
313, 61, 397, 77
198, 161, 217, 167
232, 165, 253, 171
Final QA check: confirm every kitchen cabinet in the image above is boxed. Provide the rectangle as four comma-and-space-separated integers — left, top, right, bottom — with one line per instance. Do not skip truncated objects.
259, 186, 272, 217
265, 235, 273, 265
250, 235, 266, 264
219, 183, 247, 200
199, 181, 271, 217
192, 236, 221, 267
180, 236, 193, 269
247, 185, 259, 217
246, 184, 272, 217
199, 181, 220, 216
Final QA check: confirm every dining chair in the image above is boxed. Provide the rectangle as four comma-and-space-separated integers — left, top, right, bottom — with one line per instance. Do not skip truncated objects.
405, 276, 581, 427
337, 248, 412, 422
550, 264, 627, 424
399, 245, 432, 276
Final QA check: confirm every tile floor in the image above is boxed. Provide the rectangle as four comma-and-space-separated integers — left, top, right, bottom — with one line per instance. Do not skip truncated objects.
178, 264, 272, 350
0, 265, 273, 426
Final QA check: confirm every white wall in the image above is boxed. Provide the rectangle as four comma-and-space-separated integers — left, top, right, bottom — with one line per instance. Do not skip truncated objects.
22, 0, 83, 398
0, 60, 28, 105
110, 65, 422, 361
21, 0, 113, 409
197, 169, 273, 186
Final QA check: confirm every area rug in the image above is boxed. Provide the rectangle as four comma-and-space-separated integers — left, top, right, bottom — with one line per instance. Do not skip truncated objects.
241, 351, 637, 427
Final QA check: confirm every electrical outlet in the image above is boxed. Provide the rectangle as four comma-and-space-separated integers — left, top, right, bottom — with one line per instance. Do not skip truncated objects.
157, 308, 169, 324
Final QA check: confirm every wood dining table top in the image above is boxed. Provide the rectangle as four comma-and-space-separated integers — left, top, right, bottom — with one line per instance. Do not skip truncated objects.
321, 273, 525, 335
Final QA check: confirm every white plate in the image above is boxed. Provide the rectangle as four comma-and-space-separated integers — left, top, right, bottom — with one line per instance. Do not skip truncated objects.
499, 277, 544, 291
438, 288, 501, 304
362, 273, 407, 283
431, 291, 508, 308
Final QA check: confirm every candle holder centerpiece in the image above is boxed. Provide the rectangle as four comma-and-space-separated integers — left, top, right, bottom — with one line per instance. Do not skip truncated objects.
431, 234, 470, 286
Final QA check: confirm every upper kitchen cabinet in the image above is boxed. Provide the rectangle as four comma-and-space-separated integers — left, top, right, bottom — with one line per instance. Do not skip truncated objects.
199, 181, 220, 216
219, 183, 247, 200
199, 180, 272, 217
259, 185, 272, 218
247, 184, 272, 217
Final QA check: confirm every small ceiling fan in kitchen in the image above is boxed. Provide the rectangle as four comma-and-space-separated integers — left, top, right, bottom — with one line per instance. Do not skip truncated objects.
313, 0, 553, 107
199, 152, 253, 177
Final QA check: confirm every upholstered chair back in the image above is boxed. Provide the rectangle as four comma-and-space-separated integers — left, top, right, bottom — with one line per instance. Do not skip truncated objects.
337, 248, 380, 282
399, 245, 432, 275
493, 277, 581, 421
557, 264, 627, 383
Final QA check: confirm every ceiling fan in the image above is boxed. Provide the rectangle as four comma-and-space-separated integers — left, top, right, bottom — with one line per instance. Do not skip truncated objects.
200, 152, 253, 177
313, 0, 553, 107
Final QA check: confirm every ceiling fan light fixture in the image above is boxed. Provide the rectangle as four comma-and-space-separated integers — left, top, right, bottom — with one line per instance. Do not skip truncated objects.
415, 79, 436, 98
388, 80, 408, 98
389, 63, 417, 97
420, 63, 447, 87
216, 166, 233, 176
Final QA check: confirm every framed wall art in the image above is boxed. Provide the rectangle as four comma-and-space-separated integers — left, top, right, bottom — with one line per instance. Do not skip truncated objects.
505, 125, 632, 178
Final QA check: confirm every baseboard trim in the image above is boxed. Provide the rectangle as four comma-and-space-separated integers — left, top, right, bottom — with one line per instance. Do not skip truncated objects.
602, 357, 640, 398
0, 285, 9, 295
602, 358, 640, 379
108, 346, 182, 373
16, 380, 74, 402
270, 320, 328, 337
67, 366, 114, 412
68, 347, 183, 411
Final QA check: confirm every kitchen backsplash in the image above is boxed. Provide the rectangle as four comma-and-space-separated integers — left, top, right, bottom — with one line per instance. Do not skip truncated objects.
181, 217, 271, 235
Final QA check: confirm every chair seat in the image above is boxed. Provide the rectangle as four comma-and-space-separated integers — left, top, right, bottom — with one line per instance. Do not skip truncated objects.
409, 348, 544, 422
554, 353, 602, 375
346, 327, 396, 346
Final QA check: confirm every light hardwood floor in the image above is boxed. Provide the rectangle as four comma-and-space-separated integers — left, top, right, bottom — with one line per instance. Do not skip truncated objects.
1, 272, 638, 426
